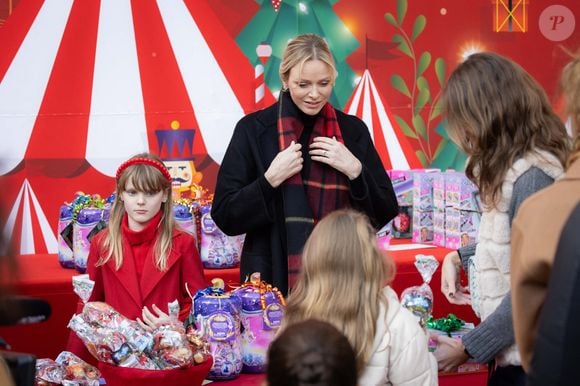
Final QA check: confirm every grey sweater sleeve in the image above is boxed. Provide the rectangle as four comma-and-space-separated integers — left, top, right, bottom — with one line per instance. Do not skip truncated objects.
462, 167, 555, 363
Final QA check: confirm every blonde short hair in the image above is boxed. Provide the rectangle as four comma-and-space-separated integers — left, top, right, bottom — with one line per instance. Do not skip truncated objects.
279, 33, 337, 86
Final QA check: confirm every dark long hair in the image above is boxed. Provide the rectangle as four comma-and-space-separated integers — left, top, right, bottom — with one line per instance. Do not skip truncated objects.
442, 52, 570, 208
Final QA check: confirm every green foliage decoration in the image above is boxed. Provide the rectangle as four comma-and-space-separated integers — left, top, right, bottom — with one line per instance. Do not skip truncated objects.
384, 0, 452, 167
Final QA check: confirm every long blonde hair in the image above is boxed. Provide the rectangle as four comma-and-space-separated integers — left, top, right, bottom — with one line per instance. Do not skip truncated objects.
279, 33, 337, 87
97, 153, 175, 271
561, 50, 580, 167
283, 209, 395, 373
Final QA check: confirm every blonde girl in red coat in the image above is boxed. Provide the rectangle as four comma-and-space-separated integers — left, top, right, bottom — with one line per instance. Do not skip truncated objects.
68, 153, 206, 359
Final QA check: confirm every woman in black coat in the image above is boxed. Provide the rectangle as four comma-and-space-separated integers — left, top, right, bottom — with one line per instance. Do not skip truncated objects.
211, 34, 398, 294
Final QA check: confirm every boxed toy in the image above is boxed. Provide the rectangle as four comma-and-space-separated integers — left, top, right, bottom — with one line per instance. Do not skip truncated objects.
412, 170, 439, 212
446, 173, 481, 212
432, 210, 446, 247
412, 210, 433, 243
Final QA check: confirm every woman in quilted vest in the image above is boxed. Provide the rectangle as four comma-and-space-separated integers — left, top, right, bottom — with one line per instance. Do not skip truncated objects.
435, 52, 570, 386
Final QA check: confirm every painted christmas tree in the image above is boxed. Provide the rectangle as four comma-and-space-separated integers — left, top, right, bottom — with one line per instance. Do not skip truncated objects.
236, 0, 359, 108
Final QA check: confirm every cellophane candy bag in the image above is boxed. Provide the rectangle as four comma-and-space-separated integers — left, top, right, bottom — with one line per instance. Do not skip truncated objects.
400, 254, 439, 327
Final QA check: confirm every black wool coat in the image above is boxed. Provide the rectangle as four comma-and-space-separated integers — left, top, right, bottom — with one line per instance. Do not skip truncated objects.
211, 101, 398, 294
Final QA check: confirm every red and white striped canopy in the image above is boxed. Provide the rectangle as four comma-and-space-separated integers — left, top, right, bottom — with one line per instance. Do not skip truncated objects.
0, 0, 271, 177
344, 69, 421, 170
0, 0, 274, 255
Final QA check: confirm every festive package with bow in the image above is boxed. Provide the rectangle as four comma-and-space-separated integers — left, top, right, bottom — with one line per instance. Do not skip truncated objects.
231, 272, 285, 373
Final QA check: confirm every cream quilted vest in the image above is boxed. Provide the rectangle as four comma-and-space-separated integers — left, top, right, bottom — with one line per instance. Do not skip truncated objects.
469, 150, 563, 366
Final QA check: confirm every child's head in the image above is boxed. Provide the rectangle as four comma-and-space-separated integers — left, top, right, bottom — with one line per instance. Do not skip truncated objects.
101, 153, 175, 270
279, 33, 337, 88
266, 319, 357, 386
284, 209, 395, 372
442, 52, 569, 207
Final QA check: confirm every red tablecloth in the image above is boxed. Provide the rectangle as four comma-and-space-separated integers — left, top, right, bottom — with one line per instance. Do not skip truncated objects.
0, 241, 484, 385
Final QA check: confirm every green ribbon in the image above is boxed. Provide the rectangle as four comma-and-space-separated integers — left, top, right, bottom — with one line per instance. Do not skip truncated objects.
426, 313, 465, 336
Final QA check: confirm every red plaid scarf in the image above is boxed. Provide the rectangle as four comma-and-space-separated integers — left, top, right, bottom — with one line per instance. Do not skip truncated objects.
277, 91, 349, 289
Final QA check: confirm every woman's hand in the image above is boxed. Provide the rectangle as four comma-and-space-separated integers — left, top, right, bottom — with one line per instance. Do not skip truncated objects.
265, 141, 303, 188
431, 334, 470, 372
441, 251, 471, 305
309, 136, 362, 180
137, 304, 172, 332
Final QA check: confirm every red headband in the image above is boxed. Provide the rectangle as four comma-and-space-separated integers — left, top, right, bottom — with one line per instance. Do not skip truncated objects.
115, 157, 172, 182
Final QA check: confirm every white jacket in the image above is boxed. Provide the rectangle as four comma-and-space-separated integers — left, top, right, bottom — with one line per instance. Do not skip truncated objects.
359, 287, 438, 386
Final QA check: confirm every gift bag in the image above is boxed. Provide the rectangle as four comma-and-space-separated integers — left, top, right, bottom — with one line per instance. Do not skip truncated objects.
200, 204, 244, 269
192, 279, 243, 380
400, 254, 439, 327
73, 207, 110, 273
231, 273, 285, 373
57, 204, 75, 268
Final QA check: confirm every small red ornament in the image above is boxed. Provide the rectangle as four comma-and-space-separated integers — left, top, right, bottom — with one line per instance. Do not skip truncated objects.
271, 0, 281, 12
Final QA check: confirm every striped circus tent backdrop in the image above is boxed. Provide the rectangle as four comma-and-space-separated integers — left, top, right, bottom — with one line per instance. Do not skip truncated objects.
1, 179, 57, 256
0, 0, 274, 255
344, 69, 421, 170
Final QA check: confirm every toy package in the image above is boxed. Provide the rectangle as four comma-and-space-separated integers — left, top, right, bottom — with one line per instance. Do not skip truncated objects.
57, 204, 75, 268
200, 205, 244, 269
192, 279, 243, 380
231, 273, 285, 373
412, 210, 434, 243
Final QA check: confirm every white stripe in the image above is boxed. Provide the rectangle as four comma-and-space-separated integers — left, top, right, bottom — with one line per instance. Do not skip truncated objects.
255, 64, 264, 103
0, 180, 25, 255
28, 180, 58, 253
361, 72, 375, 142
0, 1, 74, 175
157, 0, 244, 164
367, 72, 409, 169
21, 181, 34, 255
86, 0, 148, 176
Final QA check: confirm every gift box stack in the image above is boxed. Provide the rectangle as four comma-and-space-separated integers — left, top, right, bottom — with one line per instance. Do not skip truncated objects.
411, 170, 439, 243
432, 172, 448, 247
444, 173, 481, 250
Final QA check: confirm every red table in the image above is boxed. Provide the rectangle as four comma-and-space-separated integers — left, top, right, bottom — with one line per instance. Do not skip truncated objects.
0, 242, 485, 385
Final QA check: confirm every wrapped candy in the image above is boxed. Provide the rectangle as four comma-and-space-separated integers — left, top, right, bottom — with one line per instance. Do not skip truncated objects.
150, 325, 193, 369
72, 274, 95, 304
199, 204, 244, 269
400, 254, 439, 327
192, 278, 243, 380
185, 325, 212, 365
68, 302, 155, 369
68, 301, 203, 371
55, 351, 100, 386
231, 272, 285, 373
35, 358, 65, 385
